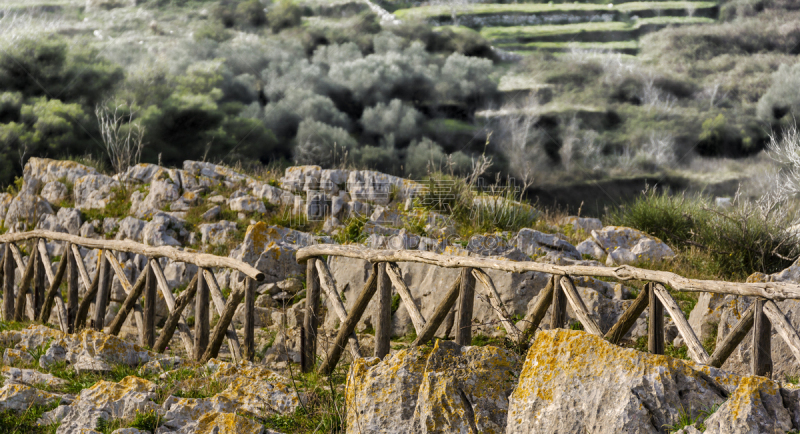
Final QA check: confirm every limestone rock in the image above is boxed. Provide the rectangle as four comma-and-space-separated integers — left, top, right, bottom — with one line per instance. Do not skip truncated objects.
3, 348, 34, 365
0, 384, 63, 412
229, 195, 266, 214
229, 223, 306, 283
57, 207, 82, 235
0, 192, 12, 222
74, 174, 120, 210
37, 214, 66, 233
703, 376, 793, 433
591, 226, 675, 265
119, 163, 164, 184
346, 340, 520, 433
347, 170, 423, 205
280, 165, 321, 193
506, 329, 735, 434
1, 366, 68, 388
24, 157, 98, 185
5, 190, 54, 230
252, 183, 295, 207
511, 228, 581, 260
202, 205, 221, 221
116, 216, 146, 242
141, 212, 183, 247
183, 160, 251, 186
576, 238, 605, 259
560, 216, 603, 233
41, 181, 68, 205
135, 178, 180, 219
200, 220, 237, 245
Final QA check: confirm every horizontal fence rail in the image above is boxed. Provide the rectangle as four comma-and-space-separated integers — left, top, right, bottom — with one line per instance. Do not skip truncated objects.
0, 231, 264, 364
296, 244, 800, 380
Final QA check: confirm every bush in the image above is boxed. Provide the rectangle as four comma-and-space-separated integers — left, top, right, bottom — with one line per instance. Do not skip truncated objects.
294, 119, 357, 166
438, 53, 496, 107
236, 0, 268, 27
758, 61, 800, 122
268, 0, 303, 32
608, 188, 799, 278
405, 137, 447, 178
194, 21, 234, 42
360, 99, 423, 145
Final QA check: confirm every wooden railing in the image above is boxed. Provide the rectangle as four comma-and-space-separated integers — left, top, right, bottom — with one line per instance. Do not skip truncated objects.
298, 245, 800, 378
0, 230, 264, 363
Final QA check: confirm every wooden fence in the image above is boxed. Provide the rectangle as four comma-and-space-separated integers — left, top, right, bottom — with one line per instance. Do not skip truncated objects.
297, 245, 800, 378
0, 230, 264, 363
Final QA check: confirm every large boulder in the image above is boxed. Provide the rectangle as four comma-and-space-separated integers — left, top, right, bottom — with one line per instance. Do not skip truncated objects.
200, 220, 238, 246
74, 174, 120, 210
507, 329, 742, 434
5, 190, 54, 230
133, 177, 180, 219
280, 165, 321, 193
591, 226, 675, 265
346, 340, 520, 433
40, 181, 68, 205
228, 222, 305, 284
347, 170, 423, 205
23, 157, 98, 186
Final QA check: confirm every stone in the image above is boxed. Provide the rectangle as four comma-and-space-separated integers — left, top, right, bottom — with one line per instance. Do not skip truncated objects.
119, 163, 164, 184
576, 238, 605, 259
80, 221, 99, 238
180, 411, 265, 434
183, 160, 252, 185
0, 384, 62, 412
141, 212, 183, 247
511, 228, 581, 260
111, 429, 149, 434
134, 178, 180, 219
687, 292, 727, 344
252, 183, 295, 207
346, 340, 520, 433
229, 223, 305, 284
229, 195, 266, 214
322, 216, 342, 234
24, 157, 98, 186
506, 329, 737, 434
0, 192, 12, 222
74, 174, 120, 210
40, 181, 68, 205
3, 348, 34, 365
560, 216, 603, 233
37, 214, 66, 233
1, 366, 68, 388
280, 166, 321, 193
37, 404, 70, 426
5, 191, 54, 230
57, 207, 82, 235
320, 169, 349, 194
116, 216, 146, 242
200, 220, 237, 245
591, 226, 675, 265
306, 191, 330, 221
202, 205, 221, 221
233, 305, 272, 327
347, 170, 423, 205
208, 195, 226, 204
703, 376, 793, 433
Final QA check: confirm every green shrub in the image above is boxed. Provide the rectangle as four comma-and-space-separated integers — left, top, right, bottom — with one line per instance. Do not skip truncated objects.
236, 0, 268, 27
608, 188, 799, 278
268, 0, 303, 32
194, 21, 233, 42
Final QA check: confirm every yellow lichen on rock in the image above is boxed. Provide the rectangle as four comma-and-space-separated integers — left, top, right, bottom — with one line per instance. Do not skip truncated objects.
193, 411, 264, 434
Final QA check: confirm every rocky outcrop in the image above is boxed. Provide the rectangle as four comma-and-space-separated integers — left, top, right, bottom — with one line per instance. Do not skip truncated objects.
346, 340, 520, 433
507, 329, 799, 434
585, 226, 675, 265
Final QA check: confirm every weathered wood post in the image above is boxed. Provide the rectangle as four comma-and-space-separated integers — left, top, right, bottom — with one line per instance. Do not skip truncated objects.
194, 268, 209, 361
143, 261, 156, 348
455, 267, 476, 346
550, 274, 568, 330
752, 298, 773, 378
302, 258, 320, 373
374, 262, 392, 358
648, 283, 664, 355
244, 273, 255, 362
14, 242, 37, 322
67, 246, 78, 333
33, 247, 45, 320
3, 243, 15, 321
93, 251, 111, 331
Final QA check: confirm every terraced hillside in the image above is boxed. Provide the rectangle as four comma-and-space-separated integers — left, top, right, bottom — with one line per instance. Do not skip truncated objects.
394, 1, 719, 55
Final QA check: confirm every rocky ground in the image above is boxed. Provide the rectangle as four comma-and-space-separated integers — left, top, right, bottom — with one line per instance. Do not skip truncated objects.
1, 157, 800, 433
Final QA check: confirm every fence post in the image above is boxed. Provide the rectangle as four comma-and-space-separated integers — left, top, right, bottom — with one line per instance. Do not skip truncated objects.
3, 243, 14, 321
648, 283, 664, 355
33, 247, 45, 320
93, 251, 110, 331
244, 273, 255, 362
302, 258, 320, 373
550, 274, 568, 330
455, 267, 475, 346
194, 268, 209, 361
143, 261, 156, 348
67, 246, 78, 333
752, 298, 772, 378
374, 262, 392, 358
